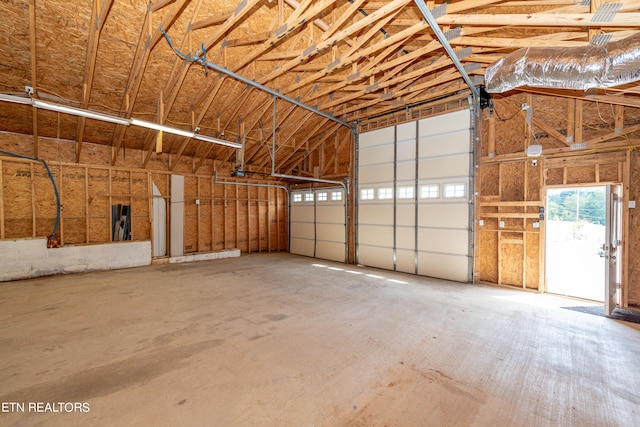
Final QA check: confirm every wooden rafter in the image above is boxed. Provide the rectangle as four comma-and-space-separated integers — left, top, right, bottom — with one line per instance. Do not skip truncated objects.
76, 0, 115, 163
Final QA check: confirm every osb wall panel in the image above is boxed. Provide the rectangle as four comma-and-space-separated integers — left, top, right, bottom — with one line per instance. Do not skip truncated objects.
34, 163, 58, 238
1, 132, 289, 256
199, 178, 213, 253
599, 163, 619, 182
479, 163, 500, 196
60, 166, 86, 244
500, 241, 524, 287
501, 162, 525, 201
545, 168, 564, 186
492, 94, 527, 155
525, 230, 540, 289
88, 169, 109, 243
2, 161, 33, 238
566, 165, 596, 185
184, 176, 199, 253
477, 226, 498, 283
628, 151, 640, 306
526, 162, 541, 201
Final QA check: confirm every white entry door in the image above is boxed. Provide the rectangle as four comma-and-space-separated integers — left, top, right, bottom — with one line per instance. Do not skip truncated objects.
605, 184, 622, 316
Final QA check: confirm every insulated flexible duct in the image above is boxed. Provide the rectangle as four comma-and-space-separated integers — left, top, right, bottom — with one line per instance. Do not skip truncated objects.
485, 32, 640, 93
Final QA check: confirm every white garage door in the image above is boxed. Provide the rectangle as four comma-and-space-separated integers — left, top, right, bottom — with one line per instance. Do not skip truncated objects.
290, 188, 346, 262
357, 109, 472, 282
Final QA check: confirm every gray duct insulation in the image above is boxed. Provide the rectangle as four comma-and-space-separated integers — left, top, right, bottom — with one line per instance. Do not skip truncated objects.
485, 32, 640, 93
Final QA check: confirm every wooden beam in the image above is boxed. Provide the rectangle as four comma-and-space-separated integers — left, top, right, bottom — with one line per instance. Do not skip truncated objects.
275, 117, 330, 170
191, 10, 233, 31
29, 0, 38, 158
614, 105, 624, 133
77, 0, 115, 163
284, 10, 407, 94
151, 0, 176, 12
111, 0, 190, 165
437, 13, 640, 28
258, 0, 413, 86
283, 123, 341, 174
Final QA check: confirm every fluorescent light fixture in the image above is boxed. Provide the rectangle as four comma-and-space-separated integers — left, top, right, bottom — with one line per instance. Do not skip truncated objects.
194, 134, 242, 149
130, 118, 194, 138
0, 93, 32, 105
33, 99, 131, 125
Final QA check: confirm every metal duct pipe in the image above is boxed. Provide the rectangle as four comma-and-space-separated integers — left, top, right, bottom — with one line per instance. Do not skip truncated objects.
485, 32, 640, 93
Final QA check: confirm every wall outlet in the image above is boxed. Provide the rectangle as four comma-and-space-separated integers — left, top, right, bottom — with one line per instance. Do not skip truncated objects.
195, 199, 200, 205
629, 200, 636, 209
532, 221, 540, 229
499, 221, 505, 228
478, 219, 484, 226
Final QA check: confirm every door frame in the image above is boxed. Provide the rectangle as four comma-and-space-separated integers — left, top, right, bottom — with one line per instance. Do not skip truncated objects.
542, 182, 623, 306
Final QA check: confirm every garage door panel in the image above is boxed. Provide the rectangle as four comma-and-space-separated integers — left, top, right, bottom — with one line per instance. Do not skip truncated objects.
418, 228, 468, 255
396, 249, 416, 273
316, 241, 345, 262
396, 226, 415, 250
290, 205, 314, 222
360, 145, 394, 166
317, 205, 345, 223
420, 132, 470, 157
418, 252, 468, 282
396, 161, 415, 181
358, 245, 394, 270
359, 225, 393, 247
396, 205, 415, 227
419, 109, 470, 136
419, 204, 468, 228
290, 222, 315, 240
397, 140, 416, 161
290, 238, 314, 257
360, 127, 394, 148
397, 122, 416, 141
358, 109, 471, 282
316, 223, 345, 242
419, 155, 469, 179
359, 204, 394, 225
359, 165, 394, 184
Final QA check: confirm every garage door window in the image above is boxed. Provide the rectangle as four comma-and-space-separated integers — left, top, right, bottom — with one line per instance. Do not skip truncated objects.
361, 188, 374, 200
378, 187, 393, 200
398, 186, 414, 199
420, 184, 439, 199
444, 183, 466, 198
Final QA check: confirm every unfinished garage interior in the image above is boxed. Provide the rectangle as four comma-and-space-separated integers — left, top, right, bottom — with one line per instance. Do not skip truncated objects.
1, 0, 640, 425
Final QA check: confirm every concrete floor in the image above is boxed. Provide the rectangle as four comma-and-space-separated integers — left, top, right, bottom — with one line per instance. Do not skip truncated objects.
1, 253, 639, 427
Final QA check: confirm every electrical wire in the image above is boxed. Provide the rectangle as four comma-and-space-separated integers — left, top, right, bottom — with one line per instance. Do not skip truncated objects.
0, 149, 60, 238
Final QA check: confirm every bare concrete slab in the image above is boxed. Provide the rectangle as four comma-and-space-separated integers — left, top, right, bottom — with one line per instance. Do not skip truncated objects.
0, 253, 639, 426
